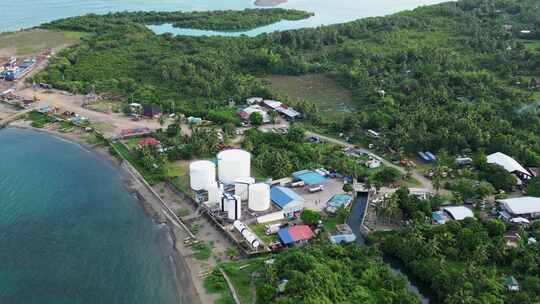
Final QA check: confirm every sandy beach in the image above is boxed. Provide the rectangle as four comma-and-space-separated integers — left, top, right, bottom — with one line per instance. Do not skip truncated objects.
6, 120, 208, 304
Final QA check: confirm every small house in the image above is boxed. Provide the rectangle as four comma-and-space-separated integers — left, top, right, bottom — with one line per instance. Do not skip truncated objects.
142, 104, 162, 119
329, 224, 356, 244
503, 231, 521, 248
277, 225, 314, 246
137, 138, 161, 149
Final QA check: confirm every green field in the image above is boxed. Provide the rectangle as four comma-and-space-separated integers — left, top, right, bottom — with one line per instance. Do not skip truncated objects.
85, 100, 121, 113
0, 29, 88, 56
264, 74, 355, 119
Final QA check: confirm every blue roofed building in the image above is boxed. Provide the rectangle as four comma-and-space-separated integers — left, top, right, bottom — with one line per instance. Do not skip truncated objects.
270, 186, 304, 218
326, 194, 353, 214
292, 170, 326, 186
329, 224, 356, 244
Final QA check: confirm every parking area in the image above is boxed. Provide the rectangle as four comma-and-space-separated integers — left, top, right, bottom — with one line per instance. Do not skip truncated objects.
292, 178, 346, 212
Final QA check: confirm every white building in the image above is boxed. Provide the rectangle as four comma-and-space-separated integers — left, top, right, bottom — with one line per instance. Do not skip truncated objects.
237, 105, 270, 123
443, 206, 475, 220
499, 197, 540, 219
487, 152, 533, 181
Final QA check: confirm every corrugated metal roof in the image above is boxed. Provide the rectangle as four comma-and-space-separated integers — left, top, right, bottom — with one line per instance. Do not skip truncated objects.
288, 225, 314, 242
270, 186, 304, 209
487, 152, 530, 176
499, 197, 540, 215
292, 170, 326, 186
278, 228, 294, 245
443, 206, 474, 220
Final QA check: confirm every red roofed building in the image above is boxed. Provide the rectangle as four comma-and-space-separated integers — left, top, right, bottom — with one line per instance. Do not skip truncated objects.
278, 225, 314, 246
138, 138, 161, 149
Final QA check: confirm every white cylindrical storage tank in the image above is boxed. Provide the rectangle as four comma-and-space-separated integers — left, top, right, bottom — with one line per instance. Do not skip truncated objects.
227, 195, 242, 221
208, 182, 220, 204
233, 220, 260, 248
217, 149, 251, 184
249, 183, 270, 212
190, 160, 216, 191
235, 177, 255, 201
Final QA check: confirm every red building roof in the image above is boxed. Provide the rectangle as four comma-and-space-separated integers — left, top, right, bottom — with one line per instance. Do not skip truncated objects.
288, 225, 314, 242
138, 138, 161, 147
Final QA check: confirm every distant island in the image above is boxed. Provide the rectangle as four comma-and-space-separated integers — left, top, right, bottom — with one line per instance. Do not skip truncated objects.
254, 0, 288, 7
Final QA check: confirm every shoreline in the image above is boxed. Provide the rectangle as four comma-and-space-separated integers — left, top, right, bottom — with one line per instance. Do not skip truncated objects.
3, 122, 203, 304
254, 0, 288, 7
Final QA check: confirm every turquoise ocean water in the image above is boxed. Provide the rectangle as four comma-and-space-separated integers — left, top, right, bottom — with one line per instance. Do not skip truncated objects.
0, 128, 182, 304
0, 0, 448, 34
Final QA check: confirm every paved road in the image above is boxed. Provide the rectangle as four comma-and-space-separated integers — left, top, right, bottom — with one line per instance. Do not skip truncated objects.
305, 130, 434, 191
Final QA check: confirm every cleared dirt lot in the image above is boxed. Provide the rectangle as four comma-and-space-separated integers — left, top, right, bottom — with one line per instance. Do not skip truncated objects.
17, 88, 163, 137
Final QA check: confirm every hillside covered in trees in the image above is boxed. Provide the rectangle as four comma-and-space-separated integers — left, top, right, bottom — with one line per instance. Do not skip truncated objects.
34, 0, 540, 166
257, 242, 420, 304
380, 219, 540, 303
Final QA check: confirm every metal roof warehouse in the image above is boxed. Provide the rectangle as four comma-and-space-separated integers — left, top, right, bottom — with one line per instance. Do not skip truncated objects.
292, 170, 326, 186
270, 186, 304, 218
499, 197, 540, 218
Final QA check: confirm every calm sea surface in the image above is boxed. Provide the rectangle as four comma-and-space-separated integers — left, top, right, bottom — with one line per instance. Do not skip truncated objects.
0, 0, 448, 34
0, 128, 182, 304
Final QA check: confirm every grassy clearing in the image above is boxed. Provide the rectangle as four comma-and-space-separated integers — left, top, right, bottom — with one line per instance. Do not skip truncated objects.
220, 259, 265, 304
249, 223, 278, 244
167, 160, 193, 195
85, 100, 122, 113
193, 242, 213, 260
203, 269, 236, 304
264, 74, 355, 119
26, 111, 55, 128
0, 29, 89, 56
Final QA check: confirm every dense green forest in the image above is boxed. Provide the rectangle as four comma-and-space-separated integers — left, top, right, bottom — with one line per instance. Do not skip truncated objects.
34, 0, 540, 167
42, 9, 313, 32
380, 219, 540, 304
256, 242, 420, 304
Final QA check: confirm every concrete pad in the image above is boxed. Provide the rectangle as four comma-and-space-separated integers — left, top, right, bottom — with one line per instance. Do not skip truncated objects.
293, 178, 346, 212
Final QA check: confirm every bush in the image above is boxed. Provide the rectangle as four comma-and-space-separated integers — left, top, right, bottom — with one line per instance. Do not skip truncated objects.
300, 209, 321, 226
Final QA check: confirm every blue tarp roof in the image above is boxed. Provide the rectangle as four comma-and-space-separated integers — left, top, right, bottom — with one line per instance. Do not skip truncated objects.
432, 211, 447, 222
292, 170, 326, 186
278, 228, 294, 245
270, 186, 303, 209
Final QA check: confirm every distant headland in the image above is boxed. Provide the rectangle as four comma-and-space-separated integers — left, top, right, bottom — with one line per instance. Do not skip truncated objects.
254, 0, 287, 7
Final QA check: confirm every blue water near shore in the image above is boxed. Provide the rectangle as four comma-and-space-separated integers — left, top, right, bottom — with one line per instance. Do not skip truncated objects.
0, 0, 449, 34
0, 128, 182, 304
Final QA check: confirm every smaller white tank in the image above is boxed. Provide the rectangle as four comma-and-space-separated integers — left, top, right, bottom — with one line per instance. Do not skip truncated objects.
233, 220, 260, 248
248, 183, 271, 212
207, 182, 220, 204
234, 177, 255, 201
227, 195, 242, 221
190, 160, 216, 191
